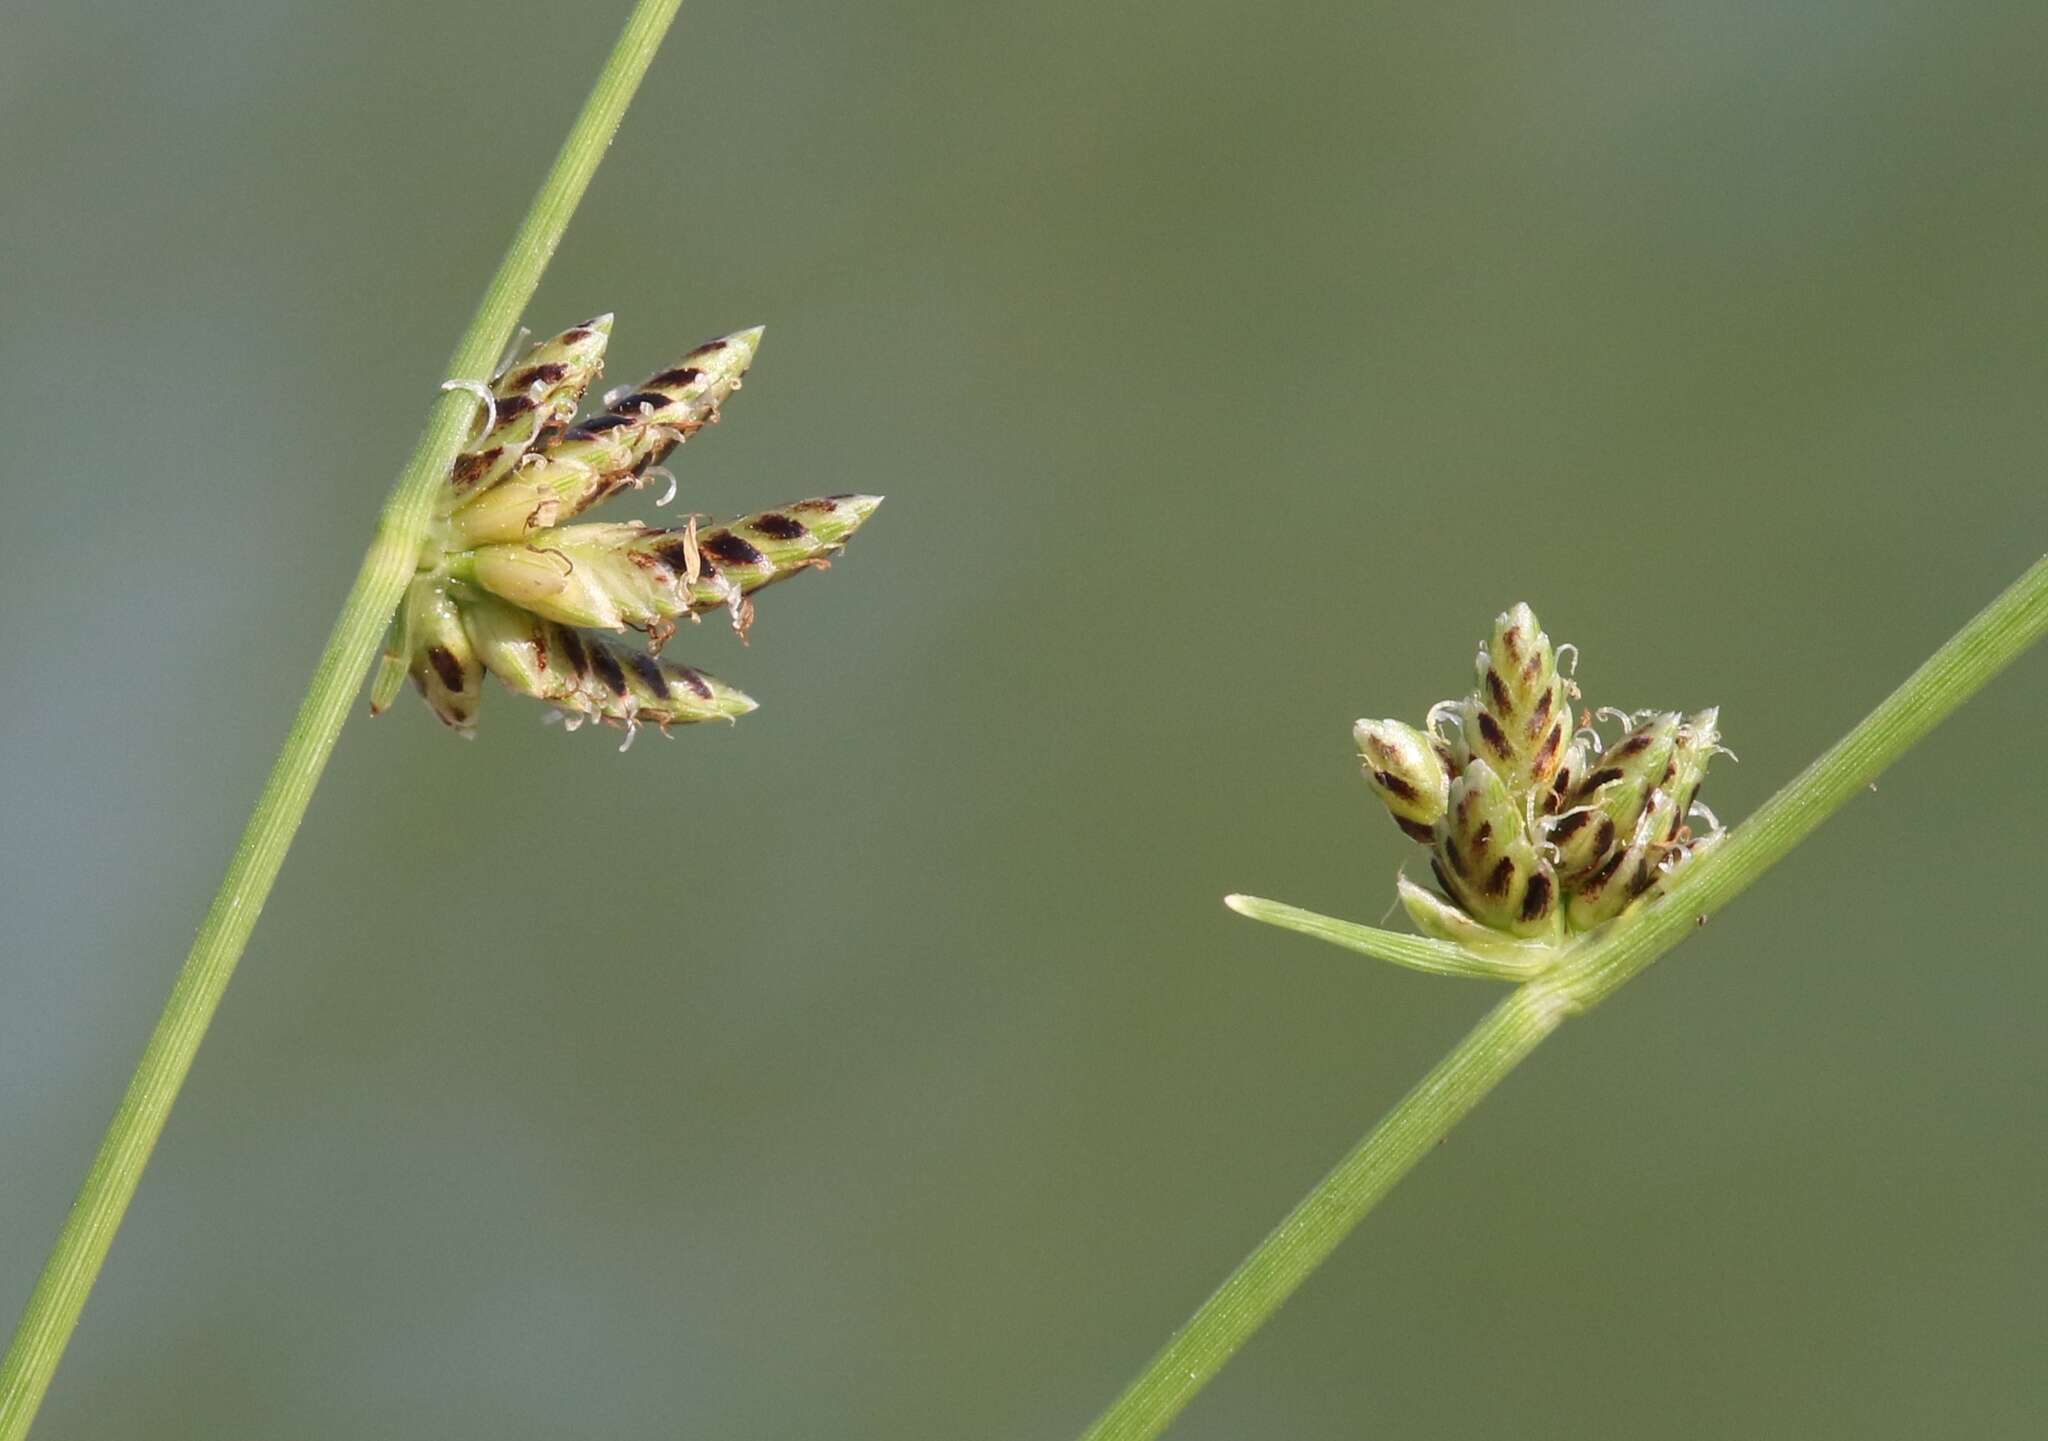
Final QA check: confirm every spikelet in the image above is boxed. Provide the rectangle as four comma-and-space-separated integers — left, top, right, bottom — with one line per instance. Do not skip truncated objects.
1567, 787, 1682, 931
458, 591, 755, 731
456, 496, 882, 636
406, 579, 486, 734
1434, 758, 1558, 938
1465, 604, 1571, 800
593, 325, 761, 454
439, 318, 613, 513
1543, 713, 1678, 883
1543, 734, 1591, 816
446, 327, 762, 546
1353, 719, 1449, 842
1354, 604, 1724, 942
374, 315, 879, 739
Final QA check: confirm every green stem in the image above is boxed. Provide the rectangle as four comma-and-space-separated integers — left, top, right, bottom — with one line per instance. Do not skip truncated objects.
0, 4, 685, 1433
1080, 555, 2048, 1441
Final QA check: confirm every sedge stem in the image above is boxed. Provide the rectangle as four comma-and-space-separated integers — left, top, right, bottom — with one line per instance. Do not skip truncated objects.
0, 3, 686, 1433
1079, 554, 2048, 1441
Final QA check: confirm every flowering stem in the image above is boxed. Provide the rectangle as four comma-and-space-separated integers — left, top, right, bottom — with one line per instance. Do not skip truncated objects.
0, 3, 685, 1433
1079, 554, 2048, 1441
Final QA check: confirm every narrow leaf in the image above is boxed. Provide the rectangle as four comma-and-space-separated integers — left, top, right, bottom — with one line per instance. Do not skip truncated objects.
1224, 894, 1554, 981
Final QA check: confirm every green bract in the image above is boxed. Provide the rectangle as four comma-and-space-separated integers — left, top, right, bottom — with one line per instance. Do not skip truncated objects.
1358, 605, 1725, 942
371, 318, 881, 740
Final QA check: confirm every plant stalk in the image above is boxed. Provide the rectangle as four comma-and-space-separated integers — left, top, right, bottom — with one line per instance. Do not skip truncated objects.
0, 3, 685, 1433
1080, 554, 2048, 1441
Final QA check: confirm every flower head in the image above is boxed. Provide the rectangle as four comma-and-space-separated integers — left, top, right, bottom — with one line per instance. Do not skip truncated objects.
1358, 605, 1724, 942
371, 317, 881, 737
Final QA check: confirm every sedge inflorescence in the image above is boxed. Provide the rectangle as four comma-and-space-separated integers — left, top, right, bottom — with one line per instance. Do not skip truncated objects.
371, 316, 881, 742
1357, 604, 1727, 947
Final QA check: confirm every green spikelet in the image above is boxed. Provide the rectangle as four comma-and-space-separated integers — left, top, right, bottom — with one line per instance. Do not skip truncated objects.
1353, 719, 1449, 842
596, 325, 762, 450
370, 578, 489, 732
444, 326, 763, 545
459, 591, 755, 731
372, 315, 880, 740
1544, 712, 1678, 883
1466, 604, 1570, 799
1567, 786, 1683, 931
1543, 734, 1590, 816
1640, 708, 1725, 895
440, 317, 613, 511
498, 317, 614, 441
1433, 759, 1560, 939
443, 427, 639, 547
455, 496, 883, 635
402, 579, 486, 735
1345, 603, 1724, 946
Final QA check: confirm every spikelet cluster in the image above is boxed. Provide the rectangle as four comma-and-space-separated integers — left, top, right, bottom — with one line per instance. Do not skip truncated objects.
1355, 605, 1725, 946
371, 316, 881, 740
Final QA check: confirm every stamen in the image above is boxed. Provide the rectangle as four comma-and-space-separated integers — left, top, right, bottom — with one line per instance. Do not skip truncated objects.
729, 591, 757, 642
521, 495, 561, 533
645, 615, 677, 656
680, 515, 703, 587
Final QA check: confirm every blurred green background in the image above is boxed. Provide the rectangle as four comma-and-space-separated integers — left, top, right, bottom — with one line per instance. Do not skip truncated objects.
3, 1, 2046, 1436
